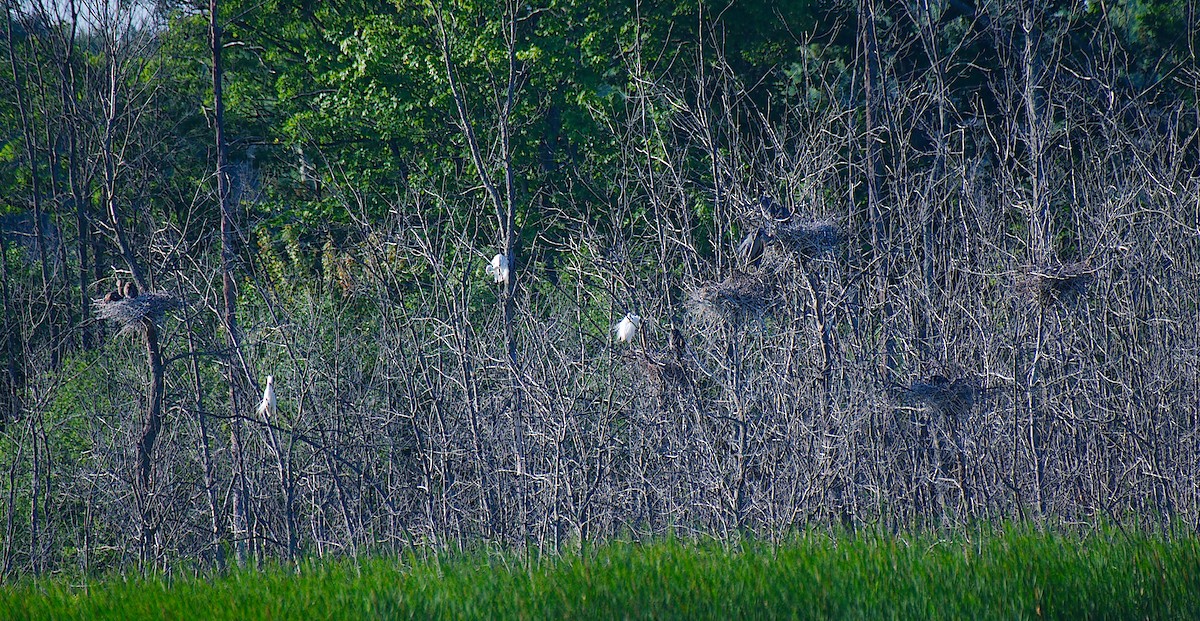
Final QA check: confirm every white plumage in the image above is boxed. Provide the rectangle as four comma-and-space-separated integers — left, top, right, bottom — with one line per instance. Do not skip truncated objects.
614, 313, 642, 343
485, 253, 510, 284
257, 375, 276, 419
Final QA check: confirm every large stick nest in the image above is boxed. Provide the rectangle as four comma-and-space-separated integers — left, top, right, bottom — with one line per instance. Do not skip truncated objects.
772, 220, 840, 259
1017, 261, 1094, 306
896, 375, 985, 420
93, 292, 179, 333
626, 349, 690, 394
687, 272, 776, 323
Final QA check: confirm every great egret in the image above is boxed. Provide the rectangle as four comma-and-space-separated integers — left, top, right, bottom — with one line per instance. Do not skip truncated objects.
257, 375, 276, 419
123, 280, 139, 299
614, 313, 642, 343
738, 228, 769, 267
486, 253, 510, 284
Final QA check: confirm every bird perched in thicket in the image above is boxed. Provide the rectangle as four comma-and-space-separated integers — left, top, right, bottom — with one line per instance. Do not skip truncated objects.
738, 227, 769, 267
257, 375, 276, 419
614, 313, 642, 343
123, 279, 139, 299
759, 194, 791, 223
486, 253, 510, 284
103, 278, 124, 303
669, 326, 686, 361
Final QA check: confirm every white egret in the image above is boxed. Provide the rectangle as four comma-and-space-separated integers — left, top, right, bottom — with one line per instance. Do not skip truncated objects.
486, 253, 510, 284
257, 375, 276, 419
614, 313, 642, 343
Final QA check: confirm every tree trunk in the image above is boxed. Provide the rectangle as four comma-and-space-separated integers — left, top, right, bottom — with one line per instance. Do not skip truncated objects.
102, 67, 146, 290
28, 416, 40, 575
435, 2, 525, 538
861, 0, 894, 380
182, 290, 224, 568
4, 0, 57, 367
91, 0, 160, 568
211, 0, 249, 566
1023, 6, 1050, 263
57, 13, 94, 349
136, 319, 164, 568
0, 226, 21, 430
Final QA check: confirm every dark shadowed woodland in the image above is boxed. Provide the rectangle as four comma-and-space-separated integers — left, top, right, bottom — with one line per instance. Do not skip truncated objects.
0, 0, 1198, 577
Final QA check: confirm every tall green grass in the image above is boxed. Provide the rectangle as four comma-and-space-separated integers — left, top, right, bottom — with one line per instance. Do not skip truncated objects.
2, 525, 1197, 620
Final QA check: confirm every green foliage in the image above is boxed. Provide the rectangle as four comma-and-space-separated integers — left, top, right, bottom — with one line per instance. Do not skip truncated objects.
1, 526, 1197, 620
180, 0, 829, 272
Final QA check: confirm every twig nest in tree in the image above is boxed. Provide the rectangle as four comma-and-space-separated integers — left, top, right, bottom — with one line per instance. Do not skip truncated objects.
93, 291, 179, 334
614, 313, 642, 343
687, 272, 775, 324
897, 375, 987, 419
772, 220, 840, 259
486, 253, 510, 284
625, 348, 689, 395
1017, 260, 1094, 306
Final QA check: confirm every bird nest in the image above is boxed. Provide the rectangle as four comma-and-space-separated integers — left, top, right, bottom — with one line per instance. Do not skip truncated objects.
897, 376, 983, 419
93, 292, 179, 333
627, 349, 690, 393
687, 273, 775, 323
772, 220, 840, 259
1017, 261, 1094, 306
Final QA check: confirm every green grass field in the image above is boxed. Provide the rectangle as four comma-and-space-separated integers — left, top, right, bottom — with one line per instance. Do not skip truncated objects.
2, 526, 1197, 620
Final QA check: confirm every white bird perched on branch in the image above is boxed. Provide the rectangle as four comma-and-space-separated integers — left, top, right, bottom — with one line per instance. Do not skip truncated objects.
486, 253, 510, 284
257, 375, 276, 419
614, 313, 642, 343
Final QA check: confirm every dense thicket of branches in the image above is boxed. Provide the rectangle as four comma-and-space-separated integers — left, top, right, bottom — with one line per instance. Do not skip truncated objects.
1, 0, 1198, 576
